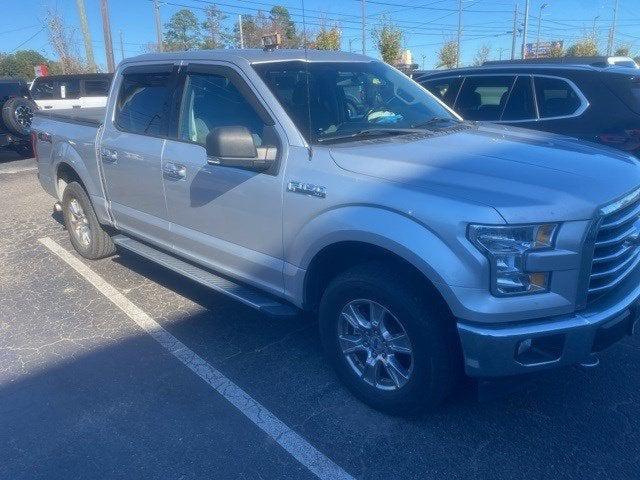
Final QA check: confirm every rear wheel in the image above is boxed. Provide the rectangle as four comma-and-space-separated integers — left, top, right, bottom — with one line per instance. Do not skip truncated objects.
62, 182, 116, 259
2, 97, 37, 135
319, 262, 460, 414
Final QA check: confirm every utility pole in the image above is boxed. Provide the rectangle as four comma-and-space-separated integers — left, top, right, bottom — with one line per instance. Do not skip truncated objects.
593, 15, 600, 39
119, 30, 125, 62
607, 0, 619, 55
75, 0, 96, 72
521, 0, 530, 59
348, 38, 354, 53
535, 3, 547, 58
153, 0, 163, 52
361, 0, 366, 55
456, 0, 462, 68
238, 14, 244, 48
100, 0, 115, 73
510, 2, 518, 60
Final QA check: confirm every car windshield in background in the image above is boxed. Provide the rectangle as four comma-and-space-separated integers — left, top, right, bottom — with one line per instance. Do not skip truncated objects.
254, 61, 458, 144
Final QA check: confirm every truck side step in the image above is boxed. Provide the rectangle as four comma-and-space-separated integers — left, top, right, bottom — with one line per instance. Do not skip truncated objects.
112, 235, 300, 318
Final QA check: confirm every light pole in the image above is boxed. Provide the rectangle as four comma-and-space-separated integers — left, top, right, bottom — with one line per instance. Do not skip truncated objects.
592, 15, 600, 39
535, 3, 548, 58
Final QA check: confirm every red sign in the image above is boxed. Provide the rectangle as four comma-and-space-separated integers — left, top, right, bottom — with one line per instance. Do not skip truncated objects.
33, 64, 49, 77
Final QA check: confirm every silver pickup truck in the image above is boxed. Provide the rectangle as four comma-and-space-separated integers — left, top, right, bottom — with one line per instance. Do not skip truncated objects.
33, 49, 640, 414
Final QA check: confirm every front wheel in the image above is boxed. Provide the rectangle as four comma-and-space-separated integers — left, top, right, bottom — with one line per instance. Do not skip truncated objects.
62, 182, 116, 259
319, 262, 460, 414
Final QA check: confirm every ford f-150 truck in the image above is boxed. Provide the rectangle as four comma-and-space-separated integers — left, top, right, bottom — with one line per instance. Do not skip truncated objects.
32, 49, 640, 414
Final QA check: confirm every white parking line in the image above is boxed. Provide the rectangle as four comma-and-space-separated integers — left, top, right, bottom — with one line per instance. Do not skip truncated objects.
38, 236, 354, 480
0, 166, 37, 175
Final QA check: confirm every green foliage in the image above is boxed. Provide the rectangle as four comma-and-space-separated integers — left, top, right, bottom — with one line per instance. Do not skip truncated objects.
548, 43, 565, 58
201, 5, 229, 49
314, 23, 341, 51
269, 6, 299, 47
437, 40, 459, 69
614, 45, 631, 57
372, 16, 403, 65
565, 36, 598, 57
0, 50, 50, 79
164, 9, 202, 51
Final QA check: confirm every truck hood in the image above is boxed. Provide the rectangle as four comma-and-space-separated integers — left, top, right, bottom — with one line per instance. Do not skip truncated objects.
328, 124, 640, 223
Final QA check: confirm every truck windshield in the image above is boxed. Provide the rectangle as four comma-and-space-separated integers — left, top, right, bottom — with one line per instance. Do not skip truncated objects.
254, 61, 458, 144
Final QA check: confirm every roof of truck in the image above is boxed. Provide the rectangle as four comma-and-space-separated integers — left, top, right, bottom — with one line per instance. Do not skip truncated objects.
124, 48, 373, 65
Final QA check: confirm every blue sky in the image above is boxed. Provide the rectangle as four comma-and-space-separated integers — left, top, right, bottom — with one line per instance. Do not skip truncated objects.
4, 0, 640, 72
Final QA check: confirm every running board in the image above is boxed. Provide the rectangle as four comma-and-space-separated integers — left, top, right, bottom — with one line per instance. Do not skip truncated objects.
112, 235, 299, 318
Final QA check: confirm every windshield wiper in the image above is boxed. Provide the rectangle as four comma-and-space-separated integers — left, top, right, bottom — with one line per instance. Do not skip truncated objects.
317, 128, 417, 144
410, 117, 459, 130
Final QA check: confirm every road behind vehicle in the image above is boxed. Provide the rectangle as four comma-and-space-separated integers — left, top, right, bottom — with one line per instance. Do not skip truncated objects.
30, 73, 112, 111
32, 49, 640, 414
415, 57, 640, 155
0, 77, 37, 157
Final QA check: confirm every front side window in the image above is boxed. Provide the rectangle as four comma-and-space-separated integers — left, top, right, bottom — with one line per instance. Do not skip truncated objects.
84, 79, 111, 96
178, 72, 267, 146
115, 71, 172, 136
534, 76, 582, 118
57, 78, 80, 99
502, 76, 536, 121
421, 77, 462, 108
254, 61, 456, 143
455, 76, 516, 121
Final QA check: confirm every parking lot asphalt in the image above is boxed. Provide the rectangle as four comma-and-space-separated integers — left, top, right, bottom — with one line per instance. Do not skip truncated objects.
1, 151, 639, 480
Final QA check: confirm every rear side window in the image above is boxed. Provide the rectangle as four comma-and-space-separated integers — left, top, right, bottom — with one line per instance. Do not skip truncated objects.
605, 74, 640, 115
84, 79, 111, 96
422, 78, 462, 107
57, 78, 80, 99
115, 71, 172, 136
455, 76, 515, 121
31, 78, 80, 100
31, 78, 56, 99
534, 76, 582, 118
502, 76, 536, 121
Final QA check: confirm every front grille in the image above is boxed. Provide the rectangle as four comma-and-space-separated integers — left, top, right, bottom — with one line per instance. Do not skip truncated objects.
588, 188, 640, 301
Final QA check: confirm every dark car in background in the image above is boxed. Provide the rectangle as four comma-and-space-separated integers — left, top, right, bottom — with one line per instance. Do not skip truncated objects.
414, 57, 640, 156
0, 77, 37, 157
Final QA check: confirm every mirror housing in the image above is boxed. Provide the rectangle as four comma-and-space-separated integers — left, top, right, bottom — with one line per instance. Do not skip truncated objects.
205, 126, 271, 171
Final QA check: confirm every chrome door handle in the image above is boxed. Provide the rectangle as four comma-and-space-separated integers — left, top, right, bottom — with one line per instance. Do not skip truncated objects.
163, 162, 187, 180
100, 147, 118, 164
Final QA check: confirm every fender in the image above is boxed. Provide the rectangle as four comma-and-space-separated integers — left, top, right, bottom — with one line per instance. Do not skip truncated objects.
52, 140, 112, 226
283, 205, 489, 316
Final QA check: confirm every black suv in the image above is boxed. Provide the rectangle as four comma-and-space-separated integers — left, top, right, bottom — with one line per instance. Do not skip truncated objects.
0, 77, 37, 157
414, 58, 640, 155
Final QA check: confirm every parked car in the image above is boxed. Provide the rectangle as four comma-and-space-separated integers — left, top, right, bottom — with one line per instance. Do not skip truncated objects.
414, 58, 640, 155
30, 73, 113, 110
32, 49, 640, 414
0, 77, 37, 157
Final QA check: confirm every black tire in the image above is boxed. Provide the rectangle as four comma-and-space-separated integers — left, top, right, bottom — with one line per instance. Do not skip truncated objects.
319, 262, 460, 415
2, 97, 37, 135
62, 182, 116, 260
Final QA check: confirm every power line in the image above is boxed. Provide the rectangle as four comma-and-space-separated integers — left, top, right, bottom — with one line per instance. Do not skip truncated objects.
10, 27, 45, 53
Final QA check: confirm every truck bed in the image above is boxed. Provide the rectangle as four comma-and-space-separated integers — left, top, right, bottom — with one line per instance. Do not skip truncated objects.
34, 107, 105, 127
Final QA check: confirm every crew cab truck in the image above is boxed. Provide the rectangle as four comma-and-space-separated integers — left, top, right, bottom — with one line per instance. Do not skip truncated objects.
32, 50, 640, 414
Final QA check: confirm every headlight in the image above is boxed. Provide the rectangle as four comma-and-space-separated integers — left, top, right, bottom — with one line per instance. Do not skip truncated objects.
468, 223, 558, 296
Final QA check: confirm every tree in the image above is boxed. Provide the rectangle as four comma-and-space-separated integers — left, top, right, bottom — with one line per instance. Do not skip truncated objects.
472, 45, 490, 66
437, 40, 458, 69
372, 16, 404, 65
548, 43, 564, 58
234, 12, 265, 48
615, 45, 631, 57
0, 50, 50, 79
565, 36, 598, 57
269, 6, 299, 47
202, 5, 229, 49
164, 9, 202, 51
46, 7, 89, 74
314, 21, 341, 51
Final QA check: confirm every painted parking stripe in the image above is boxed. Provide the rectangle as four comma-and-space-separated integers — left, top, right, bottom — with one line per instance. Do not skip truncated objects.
38, 237, 355, 480
0, 166, 37, 175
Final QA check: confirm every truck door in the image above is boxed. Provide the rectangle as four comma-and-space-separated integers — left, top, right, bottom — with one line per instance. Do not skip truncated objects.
99, 63, 177, 249
161, 63, 286, 296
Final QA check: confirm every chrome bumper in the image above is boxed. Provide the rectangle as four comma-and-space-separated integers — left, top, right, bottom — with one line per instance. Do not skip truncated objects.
457, 267, 640, 377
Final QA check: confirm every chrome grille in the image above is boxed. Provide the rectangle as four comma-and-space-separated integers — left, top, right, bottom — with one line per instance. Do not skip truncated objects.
588, 188, 640, 300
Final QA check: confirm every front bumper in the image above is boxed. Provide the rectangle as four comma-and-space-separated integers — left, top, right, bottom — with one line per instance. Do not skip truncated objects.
457, 267, 640, 377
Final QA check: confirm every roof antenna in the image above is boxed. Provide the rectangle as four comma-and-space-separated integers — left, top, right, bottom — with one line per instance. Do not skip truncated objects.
301, 0, 313, 160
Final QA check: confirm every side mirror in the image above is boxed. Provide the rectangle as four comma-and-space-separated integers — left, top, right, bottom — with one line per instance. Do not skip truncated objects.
206, 126, 272, 171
